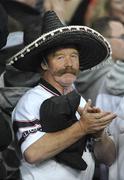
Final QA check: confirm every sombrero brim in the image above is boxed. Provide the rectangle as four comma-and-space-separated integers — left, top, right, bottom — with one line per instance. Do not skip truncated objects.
8, 26, 111, 72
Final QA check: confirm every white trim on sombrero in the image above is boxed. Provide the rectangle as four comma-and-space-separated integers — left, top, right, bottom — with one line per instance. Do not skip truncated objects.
7, 25, 112, 66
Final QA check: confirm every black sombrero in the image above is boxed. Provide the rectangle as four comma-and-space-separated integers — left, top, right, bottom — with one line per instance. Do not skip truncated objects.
7, 10, 111, 72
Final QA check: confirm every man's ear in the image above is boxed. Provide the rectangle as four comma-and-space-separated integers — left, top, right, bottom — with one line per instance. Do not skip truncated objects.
41, 62, 48, 70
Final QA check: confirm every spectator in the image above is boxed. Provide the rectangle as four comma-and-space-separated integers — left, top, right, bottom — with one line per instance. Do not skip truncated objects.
105, 0, 124, 24
75, 16, 122, 105
96, 16, 124, 180
75, 16, 122, 180
10, 11, 116, 180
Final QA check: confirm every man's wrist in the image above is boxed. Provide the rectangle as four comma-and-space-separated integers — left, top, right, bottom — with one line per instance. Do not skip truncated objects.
77, 121, 87, 136
93, 129, 111, 142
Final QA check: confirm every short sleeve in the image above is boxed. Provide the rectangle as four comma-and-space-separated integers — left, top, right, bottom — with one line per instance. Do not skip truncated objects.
12, 89, 46, 154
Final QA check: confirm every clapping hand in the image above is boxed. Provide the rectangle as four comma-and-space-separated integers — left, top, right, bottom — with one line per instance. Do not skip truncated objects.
78, 99, 117, 135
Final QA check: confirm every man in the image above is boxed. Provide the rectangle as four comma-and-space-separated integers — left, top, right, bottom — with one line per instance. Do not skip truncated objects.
75, 17, 124, 179
96, 17, 124, 180
10, 11, 116, 180
106, 0, 124, 24
75, 16, 123, 105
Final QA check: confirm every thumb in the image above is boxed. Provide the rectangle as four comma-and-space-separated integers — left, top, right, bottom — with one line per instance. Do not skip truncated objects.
83, 99, 92, 112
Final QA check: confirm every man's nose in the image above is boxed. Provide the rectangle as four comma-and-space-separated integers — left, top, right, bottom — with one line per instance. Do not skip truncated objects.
65, 56, 72, 67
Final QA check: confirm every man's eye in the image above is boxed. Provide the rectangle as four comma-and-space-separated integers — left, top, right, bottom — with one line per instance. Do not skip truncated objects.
57, 56, 65, 60
71, 54, 78, 59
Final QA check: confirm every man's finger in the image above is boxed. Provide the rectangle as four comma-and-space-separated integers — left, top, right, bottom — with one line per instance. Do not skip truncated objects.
83, 99, 92, 112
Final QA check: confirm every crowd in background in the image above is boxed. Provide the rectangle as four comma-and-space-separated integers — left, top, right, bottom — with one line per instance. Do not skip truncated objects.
0, 0, 124, 179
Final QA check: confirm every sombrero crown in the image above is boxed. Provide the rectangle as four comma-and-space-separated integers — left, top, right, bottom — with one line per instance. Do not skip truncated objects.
8, 10, 111, 72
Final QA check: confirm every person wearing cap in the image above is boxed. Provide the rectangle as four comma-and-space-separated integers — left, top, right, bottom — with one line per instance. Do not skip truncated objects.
11, 11, 116, 180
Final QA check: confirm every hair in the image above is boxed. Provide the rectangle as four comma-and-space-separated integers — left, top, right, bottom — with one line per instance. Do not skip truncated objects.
91, 16, 122, 37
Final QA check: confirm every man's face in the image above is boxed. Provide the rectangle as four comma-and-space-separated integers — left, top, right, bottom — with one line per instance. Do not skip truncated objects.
110, 0, 124, 23
43, 47, 80, 87
107, 20, 124, 60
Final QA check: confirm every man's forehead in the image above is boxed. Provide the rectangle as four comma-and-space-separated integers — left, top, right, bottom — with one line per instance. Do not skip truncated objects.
45, 45, 79, 57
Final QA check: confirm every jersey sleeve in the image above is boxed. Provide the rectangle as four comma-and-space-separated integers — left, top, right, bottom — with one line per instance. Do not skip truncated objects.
12, 90, 46, 154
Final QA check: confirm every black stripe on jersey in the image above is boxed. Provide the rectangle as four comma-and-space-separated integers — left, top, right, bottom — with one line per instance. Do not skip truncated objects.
13, 119, 41, 133
18, 126, 42, 147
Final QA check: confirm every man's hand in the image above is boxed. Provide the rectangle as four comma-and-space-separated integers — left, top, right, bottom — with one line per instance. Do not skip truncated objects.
78, 100, 117, 135
77, 99, 101, 115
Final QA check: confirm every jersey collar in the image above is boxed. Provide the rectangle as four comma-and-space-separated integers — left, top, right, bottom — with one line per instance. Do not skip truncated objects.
39, 78, 61, 96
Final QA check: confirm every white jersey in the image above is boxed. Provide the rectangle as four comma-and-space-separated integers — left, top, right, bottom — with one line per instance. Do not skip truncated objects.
12, 80, 94, 180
